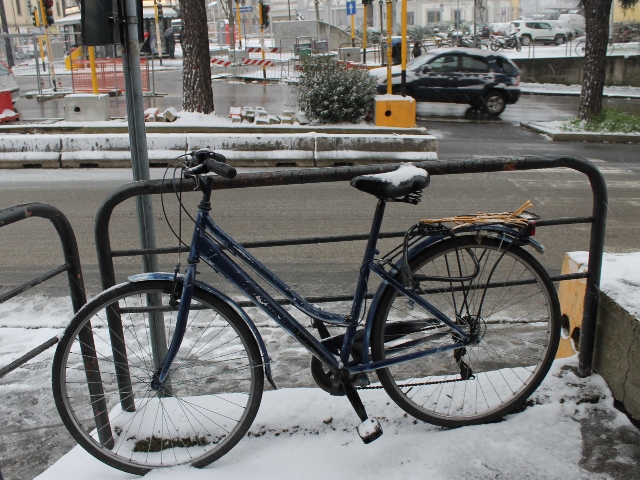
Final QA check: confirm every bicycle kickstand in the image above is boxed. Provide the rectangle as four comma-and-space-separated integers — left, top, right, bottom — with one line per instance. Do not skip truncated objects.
338, 370, 383, 444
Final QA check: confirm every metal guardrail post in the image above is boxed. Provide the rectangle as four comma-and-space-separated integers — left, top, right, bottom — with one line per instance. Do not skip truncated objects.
94, 155, 607, 376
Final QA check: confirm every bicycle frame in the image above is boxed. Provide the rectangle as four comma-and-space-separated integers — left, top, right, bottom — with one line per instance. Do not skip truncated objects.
154, 176, 470, 387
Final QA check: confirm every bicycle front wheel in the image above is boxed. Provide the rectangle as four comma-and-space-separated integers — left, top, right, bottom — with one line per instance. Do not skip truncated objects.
52, 280, 264, 475
371, 236, 560, 427
575, 41, 586, 56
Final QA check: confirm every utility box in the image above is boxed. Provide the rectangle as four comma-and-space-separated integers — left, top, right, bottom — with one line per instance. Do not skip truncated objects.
339, 47, 361, 62
374, 94, 416, 128
64, 94, 110, 122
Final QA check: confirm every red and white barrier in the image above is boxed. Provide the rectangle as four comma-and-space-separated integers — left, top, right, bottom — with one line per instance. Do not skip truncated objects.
211, 57, 232, 67
241, 58, 275, 67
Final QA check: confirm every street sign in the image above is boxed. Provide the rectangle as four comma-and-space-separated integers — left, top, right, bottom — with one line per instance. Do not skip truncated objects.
346, 1, 356, 15
233, 5, 252, 12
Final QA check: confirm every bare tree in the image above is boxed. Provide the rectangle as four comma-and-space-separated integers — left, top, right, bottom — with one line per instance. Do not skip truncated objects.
181, 0, 214, 113
579, 0, 636, 119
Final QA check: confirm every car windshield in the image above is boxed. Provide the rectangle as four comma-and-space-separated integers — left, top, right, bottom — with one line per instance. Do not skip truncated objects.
407, 51, 437, 68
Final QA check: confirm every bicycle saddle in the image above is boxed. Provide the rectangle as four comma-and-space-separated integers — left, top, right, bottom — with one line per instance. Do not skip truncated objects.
350, 164, 430, 200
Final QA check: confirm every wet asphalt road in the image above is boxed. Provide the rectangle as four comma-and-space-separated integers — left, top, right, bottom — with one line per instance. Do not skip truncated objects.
14, 68, 640, 122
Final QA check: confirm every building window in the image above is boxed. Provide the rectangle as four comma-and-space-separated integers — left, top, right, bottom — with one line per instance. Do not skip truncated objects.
427, 11, 441, 23
407, 12, 414, 25
56, 1, 61, 16
15, 0, 22, 16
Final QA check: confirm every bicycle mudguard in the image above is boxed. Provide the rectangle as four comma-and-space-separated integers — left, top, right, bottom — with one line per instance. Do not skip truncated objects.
128, 272, 277, 390
361, 224, 545, 363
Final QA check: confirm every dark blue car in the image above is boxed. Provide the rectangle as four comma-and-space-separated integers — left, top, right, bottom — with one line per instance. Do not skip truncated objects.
370, 48, 521, 116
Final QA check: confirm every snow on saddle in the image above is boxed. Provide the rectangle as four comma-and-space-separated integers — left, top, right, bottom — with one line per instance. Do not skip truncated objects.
350, 164, 430, 204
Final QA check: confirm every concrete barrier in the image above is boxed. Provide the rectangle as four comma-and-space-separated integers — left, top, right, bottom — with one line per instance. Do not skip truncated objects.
1, 132, 438, 168
557, 253, 640, 421
0, 135, 61, 168
515, 55, 640, 87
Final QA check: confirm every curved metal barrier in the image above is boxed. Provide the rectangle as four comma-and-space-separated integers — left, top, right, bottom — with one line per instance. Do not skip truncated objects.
94, 154, 607, 377
0, 202, 87, 378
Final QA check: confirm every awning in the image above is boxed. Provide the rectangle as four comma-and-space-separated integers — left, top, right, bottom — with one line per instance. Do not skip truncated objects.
56, 7, 178, 26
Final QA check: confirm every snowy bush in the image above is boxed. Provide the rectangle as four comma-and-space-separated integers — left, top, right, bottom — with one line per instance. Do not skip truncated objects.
293, 55, 377, 124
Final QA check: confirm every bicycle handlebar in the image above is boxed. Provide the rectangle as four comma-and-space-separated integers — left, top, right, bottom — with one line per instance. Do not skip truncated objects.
187, 149, 237, 179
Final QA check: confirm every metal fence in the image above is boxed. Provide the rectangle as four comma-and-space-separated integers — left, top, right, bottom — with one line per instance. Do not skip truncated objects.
0, 32, 148, 96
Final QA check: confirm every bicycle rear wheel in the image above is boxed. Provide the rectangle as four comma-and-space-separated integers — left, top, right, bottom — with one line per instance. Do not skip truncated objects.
52, 280, 264, 475
371, 236, 560, 427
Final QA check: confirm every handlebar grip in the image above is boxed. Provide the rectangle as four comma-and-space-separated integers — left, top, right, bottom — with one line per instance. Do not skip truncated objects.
204, 159, 237, 179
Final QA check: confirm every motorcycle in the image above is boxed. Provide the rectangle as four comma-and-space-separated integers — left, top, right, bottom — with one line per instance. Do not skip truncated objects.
490, 32, 521, 52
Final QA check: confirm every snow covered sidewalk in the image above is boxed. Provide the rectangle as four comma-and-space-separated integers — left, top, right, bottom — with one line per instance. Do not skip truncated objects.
34, 356, 639, 480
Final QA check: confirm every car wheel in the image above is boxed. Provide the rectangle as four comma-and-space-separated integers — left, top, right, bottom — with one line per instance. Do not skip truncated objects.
482, 92, 506, 116
520, 36, 531, 46
555, 36, 565, 45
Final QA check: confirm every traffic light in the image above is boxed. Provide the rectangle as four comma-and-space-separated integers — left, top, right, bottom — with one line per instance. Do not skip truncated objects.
32, 8, 38, 26
261, 2, 270, 28
43, 0, 54, 25
157, 1, 163, 19
45, 8, 54, 25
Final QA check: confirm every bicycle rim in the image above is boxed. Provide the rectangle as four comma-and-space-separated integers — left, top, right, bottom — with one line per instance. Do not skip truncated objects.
52, 280, 263, 474
372, 236, 559, 427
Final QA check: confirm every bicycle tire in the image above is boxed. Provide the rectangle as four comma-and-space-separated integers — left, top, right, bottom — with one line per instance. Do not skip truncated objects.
575, 41, 586, 56
371, 236, 560, 428
52, 280, 264, 475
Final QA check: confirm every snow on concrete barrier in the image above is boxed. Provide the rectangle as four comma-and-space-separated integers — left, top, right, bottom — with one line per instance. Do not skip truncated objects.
0, 131, 437, 168
188, 133, 316, 167
0, 135, 61, 168
314, 133, 438, 167
59, 134, 187, 167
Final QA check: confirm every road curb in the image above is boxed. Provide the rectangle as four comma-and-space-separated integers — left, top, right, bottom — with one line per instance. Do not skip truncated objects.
521, 122, 640, 143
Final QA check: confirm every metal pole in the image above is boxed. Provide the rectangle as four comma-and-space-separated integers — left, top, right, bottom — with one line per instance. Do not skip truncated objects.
363, 3, 367, 63
351, 8, 355, 46
400, 0, 406, 96
386, 0, 392, 90
32, 33, 42, 94
38, 0, 58, 91
121, 0, 165, 366
236, 0, 243, 48
154, 0, 163, 66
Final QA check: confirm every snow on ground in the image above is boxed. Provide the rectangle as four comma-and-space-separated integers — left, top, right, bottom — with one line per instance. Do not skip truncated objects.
33, 357, 625, 480
0, 252, 636, 478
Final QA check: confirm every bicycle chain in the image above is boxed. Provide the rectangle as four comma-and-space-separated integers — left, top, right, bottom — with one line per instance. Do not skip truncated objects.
357, 377, 466, 390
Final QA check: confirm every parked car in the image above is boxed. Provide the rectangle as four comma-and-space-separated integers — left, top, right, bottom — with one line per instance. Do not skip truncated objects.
0, 61, 19, 103
370, 48, 521, 116
509, 20, 568, 46
548, 20, 577, 41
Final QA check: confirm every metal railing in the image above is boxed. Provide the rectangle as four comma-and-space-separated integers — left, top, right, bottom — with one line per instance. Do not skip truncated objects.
94, 155, 607, 377
0, 202, 87, 378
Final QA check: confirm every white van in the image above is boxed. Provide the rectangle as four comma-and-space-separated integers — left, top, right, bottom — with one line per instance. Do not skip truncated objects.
557, 14, 585, 30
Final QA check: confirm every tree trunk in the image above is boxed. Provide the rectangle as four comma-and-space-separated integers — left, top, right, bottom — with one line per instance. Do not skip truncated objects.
181, 0, 215, 113
578, 0, 612, 119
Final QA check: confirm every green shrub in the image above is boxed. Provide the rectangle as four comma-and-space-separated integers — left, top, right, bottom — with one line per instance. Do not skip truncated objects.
562, 109, 640, 133
293, 54, 377, 124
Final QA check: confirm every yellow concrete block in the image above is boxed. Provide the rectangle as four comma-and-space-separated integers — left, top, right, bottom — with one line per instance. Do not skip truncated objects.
374, 94, 416, 128
556, 253, 587, 358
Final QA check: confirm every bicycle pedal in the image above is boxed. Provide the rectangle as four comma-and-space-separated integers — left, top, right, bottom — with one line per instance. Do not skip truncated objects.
356, 418, 383, 444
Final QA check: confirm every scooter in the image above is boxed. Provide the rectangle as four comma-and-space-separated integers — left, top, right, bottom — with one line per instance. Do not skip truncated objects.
490, 32, 521, 52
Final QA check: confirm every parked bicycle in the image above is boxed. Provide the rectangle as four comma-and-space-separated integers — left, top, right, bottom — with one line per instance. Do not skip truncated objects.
52, 151, 561, 475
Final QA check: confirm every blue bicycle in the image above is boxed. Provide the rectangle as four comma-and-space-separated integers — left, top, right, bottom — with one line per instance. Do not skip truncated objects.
52, 150, 560, 474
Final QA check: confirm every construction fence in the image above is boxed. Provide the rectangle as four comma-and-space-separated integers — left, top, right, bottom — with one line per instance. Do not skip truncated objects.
0, 32, 148, 96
